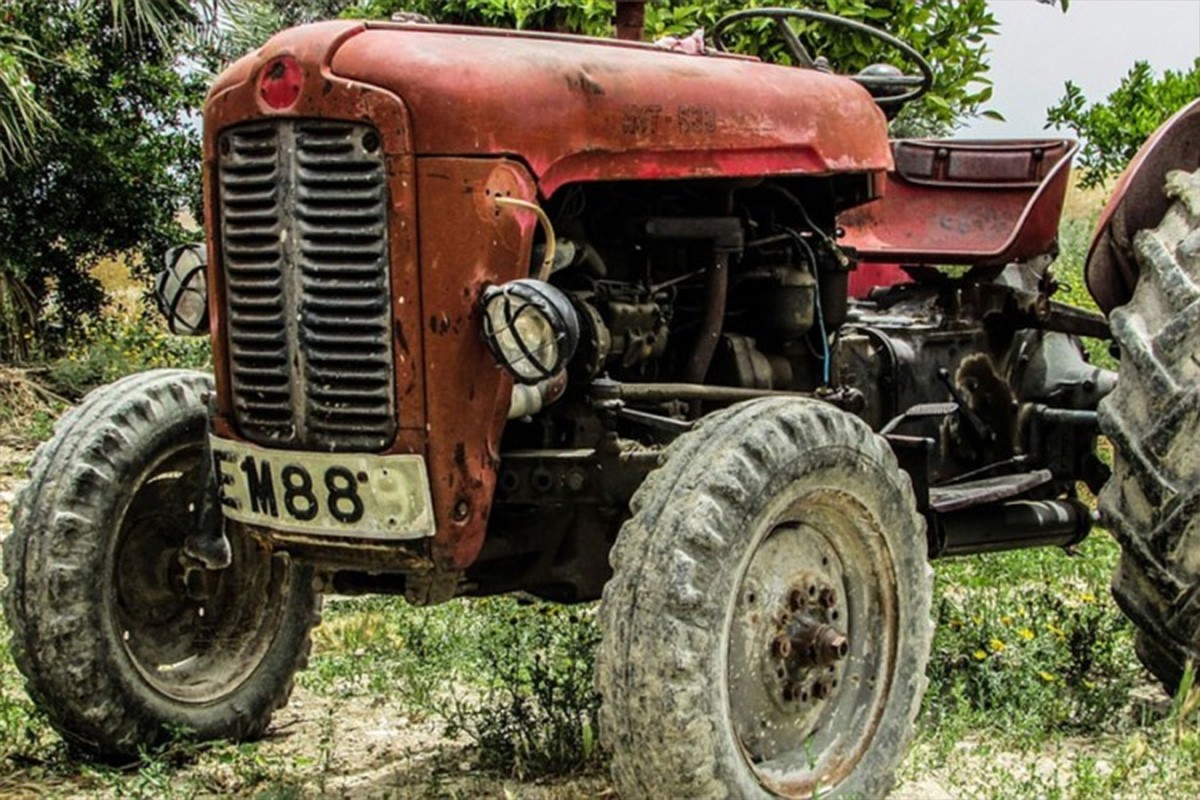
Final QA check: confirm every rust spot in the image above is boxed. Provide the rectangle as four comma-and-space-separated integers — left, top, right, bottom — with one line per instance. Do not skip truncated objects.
453, 442, 468, 473
394, 318, 410, 355
565, 71, 604, 96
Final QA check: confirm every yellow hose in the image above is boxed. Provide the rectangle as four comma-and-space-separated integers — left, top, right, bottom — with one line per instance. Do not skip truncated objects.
494, 196, 557, 281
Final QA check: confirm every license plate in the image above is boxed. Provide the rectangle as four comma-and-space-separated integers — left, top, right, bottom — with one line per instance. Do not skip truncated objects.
209, 436, 436, 540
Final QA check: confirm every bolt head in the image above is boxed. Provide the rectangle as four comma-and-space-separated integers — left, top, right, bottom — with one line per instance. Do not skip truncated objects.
771, 635, 792, 660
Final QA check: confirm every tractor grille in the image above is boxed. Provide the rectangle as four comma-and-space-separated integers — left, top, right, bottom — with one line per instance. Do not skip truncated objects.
218, 120, 395, 451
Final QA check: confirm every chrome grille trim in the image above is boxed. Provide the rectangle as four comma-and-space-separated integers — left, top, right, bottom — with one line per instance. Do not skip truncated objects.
218, 120, 395, 451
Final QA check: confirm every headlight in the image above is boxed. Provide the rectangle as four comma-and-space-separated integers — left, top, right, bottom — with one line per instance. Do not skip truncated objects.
481, 279, 580, 384
154, 244, 209, 336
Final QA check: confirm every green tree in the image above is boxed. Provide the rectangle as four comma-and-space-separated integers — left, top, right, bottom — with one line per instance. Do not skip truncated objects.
1046, 58, 1200, 189
0, 0, 204, 361
349, 0, 1000, 136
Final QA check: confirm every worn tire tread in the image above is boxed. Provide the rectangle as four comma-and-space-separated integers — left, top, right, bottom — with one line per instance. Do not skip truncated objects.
3, 369, 319, 759
598, 397, 932, 799
1099, 167, 1200, 691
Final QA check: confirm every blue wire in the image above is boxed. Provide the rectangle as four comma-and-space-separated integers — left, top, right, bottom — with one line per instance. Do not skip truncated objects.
812, 265, 831, 385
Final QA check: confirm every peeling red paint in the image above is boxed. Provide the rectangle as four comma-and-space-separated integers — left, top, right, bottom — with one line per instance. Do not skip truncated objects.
839, 139, 1077, 266
328, 24, 892, 197
417, 158, 537, 569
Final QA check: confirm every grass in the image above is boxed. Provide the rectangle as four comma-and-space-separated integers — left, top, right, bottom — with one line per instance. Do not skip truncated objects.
907, 514, 1200, 798
1, 177, 1197, 797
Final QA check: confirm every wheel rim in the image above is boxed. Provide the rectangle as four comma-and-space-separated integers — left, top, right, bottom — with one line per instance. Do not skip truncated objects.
112, 442, 290, 704
726, 488, 898, 797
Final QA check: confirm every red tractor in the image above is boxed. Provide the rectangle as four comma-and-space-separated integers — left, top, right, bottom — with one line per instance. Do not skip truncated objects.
5, 6, 1199, 798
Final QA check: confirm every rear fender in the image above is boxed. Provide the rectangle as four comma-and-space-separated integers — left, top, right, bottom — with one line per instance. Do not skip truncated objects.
839, 139, 1077, 267
1085, 97, 1200, 315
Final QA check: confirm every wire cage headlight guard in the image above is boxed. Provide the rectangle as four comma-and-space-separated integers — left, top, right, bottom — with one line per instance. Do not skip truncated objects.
154, 243, 209, 336
480, 279, 580, 384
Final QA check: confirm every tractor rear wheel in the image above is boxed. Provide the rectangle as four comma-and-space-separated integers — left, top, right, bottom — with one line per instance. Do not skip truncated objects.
597, 397, 932, 798
3, 369, 319, 759
1099, 167, 1200, 691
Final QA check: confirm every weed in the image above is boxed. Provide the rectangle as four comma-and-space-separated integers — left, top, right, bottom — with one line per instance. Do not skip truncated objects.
924, 536, 1138, 744
302, 596, 603, 778
45, 303, 210, 400
441, 602, 602, 778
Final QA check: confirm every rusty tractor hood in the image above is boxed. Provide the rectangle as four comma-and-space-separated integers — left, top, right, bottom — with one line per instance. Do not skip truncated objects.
210, 21, 893, 197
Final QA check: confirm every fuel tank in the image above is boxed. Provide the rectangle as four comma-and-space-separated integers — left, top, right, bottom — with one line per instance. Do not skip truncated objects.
211, 21, 894, 197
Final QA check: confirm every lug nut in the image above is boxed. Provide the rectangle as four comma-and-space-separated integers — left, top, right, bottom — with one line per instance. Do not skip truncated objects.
818, 587, 837, 609
771, 634, 792, 659
788, 588, 805, 610
812, 680, 830, 699
782, 682, 798, 702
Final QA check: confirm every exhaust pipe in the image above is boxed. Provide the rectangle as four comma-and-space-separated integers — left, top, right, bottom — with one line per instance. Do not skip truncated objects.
932, 498, 1094, 558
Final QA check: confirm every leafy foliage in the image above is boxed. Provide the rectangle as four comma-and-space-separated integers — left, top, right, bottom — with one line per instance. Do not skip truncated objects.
46, 302, 211, 400
350, 0, 999, 136
0, 1, 204, 361
1047, 58, 1200, 188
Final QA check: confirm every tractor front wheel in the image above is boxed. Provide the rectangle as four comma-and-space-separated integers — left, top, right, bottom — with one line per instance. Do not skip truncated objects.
3, 369, 319, 759
597, 397, 932, 799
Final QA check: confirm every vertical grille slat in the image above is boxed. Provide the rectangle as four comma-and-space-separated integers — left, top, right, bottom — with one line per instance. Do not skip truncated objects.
218, 120, 395, 452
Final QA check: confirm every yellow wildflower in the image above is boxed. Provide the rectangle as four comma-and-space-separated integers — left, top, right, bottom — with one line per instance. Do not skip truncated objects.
1018, 628, 1035, 641
990, 638, 1006, 653
973, 649, 987, 661
1039, 671, 1057, 682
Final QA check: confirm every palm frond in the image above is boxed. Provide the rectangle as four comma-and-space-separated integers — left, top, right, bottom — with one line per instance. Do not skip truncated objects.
90, 0, 196, 46
185, 0, 288, 73
0, 24, 55, 176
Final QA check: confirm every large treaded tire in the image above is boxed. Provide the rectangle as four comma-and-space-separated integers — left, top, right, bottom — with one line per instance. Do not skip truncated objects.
1099, 168, 1200, 692
2, 369, 320, 759
597, 397, 932, 799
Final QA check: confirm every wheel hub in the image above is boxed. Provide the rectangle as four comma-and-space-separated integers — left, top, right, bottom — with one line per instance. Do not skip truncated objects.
113, 444, 289, 704
762, 573, 849, 710
728, 509, 900, 793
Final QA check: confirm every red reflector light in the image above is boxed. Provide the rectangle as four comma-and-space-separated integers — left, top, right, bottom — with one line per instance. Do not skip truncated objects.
259, 56, 302, 110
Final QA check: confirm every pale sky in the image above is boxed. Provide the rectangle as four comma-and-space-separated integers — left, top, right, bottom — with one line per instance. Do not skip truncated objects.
960, 0, 1200, 138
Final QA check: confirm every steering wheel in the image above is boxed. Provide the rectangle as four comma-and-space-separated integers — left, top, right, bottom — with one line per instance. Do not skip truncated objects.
711, 8, 933, 109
